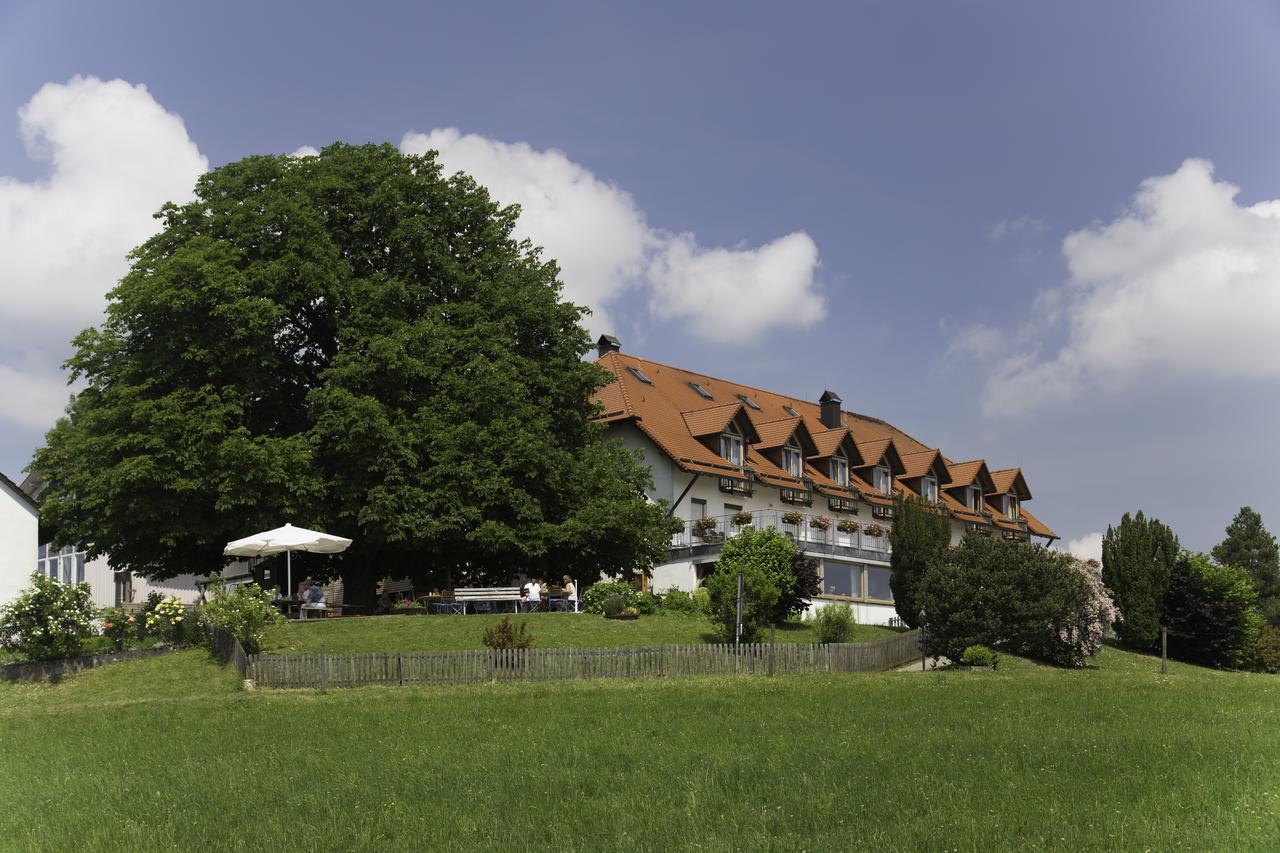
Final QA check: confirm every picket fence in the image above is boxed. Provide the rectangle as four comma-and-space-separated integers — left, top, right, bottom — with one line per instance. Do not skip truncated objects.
211, 628, 921, 690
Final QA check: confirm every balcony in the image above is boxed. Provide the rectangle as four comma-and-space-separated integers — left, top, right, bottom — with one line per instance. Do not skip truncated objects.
670, 509, 892, 564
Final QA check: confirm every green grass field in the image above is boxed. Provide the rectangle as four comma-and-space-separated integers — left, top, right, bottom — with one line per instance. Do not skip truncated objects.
2, 644, 1278, 851
263, 611, 897, 653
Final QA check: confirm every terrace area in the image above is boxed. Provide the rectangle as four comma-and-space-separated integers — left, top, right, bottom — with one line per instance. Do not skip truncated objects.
669, 508, 893, 564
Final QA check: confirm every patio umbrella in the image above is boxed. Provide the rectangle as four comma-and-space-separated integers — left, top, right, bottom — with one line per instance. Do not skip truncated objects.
223, 523, 353, 594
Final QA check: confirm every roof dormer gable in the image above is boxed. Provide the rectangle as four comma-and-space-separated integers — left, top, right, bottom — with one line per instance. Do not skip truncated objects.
852, 438, 906, 476
989, 467, 1032, 501
809, 427, 863, 466
898, 449, 951, 487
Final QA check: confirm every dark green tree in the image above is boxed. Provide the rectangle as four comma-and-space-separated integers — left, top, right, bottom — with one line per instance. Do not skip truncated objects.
1163, 552, 1262, 669
704, 528, 792, 640
889, 493, 951, 627
32, 143, 673, 600
1211, 507, 1280, 626
1101, 511, 1179, 649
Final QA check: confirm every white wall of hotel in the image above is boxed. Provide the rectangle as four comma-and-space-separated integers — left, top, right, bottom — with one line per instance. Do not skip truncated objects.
0, 479, 39, 606
35, 542, 202, 608
609, 422, 990, 627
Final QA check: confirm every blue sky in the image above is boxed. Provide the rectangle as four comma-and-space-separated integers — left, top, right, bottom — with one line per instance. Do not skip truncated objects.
2, 1, 1279, 557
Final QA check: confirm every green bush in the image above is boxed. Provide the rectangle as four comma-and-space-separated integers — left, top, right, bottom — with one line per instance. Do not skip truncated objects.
634, 591, 658, 615
582, 581, 636, 614
961, 645, 996, 668
136, 591, 165, 640
704, 561, 780, 643
0, 573, 97, 662
1163, 551, 1261, 669
481, 617, 535, 650
602, 596, 626, 617
145, 597, 188, 645
1244, 624, 1280, 673
199, 576, 283, 655
814, 603, 855, 644
99, 605, 138, 651
660, 588, 702, 616
692, 587, 711, 615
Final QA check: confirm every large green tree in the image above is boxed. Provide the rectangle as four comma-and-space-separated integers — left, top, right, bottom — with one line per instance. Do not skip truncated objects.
1211, 507, 1280, 626
1101, 511, 1179, 650
889, 493, 951, 628
1163, 552, 1262, 669
33, 142, 672, 599
704, 528, 795, 640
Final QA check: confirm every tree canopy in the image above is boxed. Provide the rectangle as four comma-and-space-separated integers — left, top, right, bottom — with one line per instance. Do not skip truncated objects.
889, 493, 951, 628
1212, 507, 1280, 626
1163, 551, 1261, 669
1101, 511, 1178, 650
33, 143, 673, 597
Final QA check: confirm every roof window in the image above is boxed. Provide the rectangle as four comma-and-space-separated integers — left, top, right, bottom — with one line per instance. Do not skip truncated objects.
783, 405, 799, 417
628, 366, 652, 384
738, 393, 761, 410
689, 382, 713, 399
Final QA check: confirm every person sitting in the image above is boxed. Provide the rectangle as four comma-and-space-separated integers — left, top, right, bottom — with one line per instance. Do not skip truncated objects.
374, 584, 392, 616
301, 581, 327, 618
526, 579, 542, 612
562, 576, 577, 612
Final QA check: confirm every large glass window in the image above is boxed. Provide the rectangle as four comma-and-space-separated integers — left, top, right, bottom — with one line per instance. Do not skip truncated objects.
781, 441, 802, 477
866, 567, 893, 601
821, 562, 860, 598
720, 423, 744, 466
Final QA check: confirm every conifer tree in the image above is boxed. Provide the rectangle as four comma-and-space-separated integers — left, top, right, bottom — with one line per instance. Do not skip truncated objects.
1101, 511, 1179, 649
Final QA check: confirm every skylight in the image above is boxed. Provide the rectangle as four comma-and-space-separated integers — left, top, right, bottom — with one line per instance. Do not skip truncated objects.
689, 382, 713, 399
628, 366, 652, 384
783, 405, 799, 417
738, 393, 761, 410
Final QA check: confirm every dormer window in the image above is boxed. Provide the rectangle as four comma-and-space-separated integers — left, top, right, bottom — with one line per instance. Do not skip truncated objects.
1005, 494, 1020, 519
920, 476, 938, 503
720, 422, 744, 467
781, 440, 803, 477
874, 466, 892, 496
829, 451, 849, 486
967, 486, 982, 511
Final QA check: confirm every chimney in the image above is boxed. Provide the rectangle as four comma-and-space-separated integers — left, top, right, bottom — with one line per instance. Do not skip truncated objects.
818, 390, 843, 429
596, 334, 621, 358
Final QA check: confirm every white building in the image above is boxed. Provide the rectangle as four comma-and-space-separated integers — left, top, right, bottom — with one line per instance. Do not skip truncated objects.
591, 338, 1058, 625
1, 472, 40, 606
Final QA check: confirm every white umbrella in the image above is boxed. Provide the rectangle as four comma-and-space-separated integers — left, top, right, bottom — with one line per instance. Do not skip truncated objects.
223, 522, 353, 594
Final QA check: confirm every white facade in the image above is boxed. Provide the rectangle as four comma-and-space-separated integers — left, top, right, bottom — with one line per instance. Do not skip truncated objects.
34, 543, 201, 608
0, 474, 40, 606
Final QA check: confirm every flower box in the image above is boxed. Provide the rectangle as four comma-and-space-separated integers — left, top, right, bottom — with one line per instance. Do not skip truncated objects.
809, 515, 831, 531
836, 520, 860, 534
781, 511, 804, 526
731, 511, 754, 526
864, 524, 886, 538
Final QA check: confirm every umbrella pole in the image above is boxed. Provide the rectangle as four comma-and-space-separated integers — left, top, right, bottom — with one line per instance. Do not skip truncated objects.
287, 550, 292, 597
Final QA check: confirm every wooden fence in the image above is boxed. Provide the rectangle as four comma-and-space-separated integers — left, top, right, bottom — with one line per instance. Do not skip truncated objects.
241, 629, 921, 690
208, 626, 249, 678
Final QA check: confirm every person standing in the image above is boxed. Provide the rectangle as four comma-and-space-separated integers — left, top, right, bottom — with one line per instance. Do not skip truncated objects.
562, 576, 577, 612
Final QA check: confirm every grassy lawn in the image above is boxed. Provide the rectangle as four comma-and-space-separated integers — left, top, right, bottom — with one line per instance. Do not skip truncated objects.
2, 645, 1278, 850
262, 611, 898, 653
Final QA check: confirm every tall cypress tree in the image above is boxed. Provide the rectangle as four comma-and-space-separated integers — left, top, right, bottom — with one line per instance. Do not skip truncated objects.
1101, 511, 1179, 649
1212, 507, 1280, 626
890, 493, 951, 628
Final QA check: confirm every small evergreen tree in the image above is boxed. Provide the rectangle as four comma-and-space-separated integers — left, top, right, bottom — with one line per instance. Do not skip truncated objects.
1101, 511, 1178, 649
1163, 552, 1262, 669
1211, 507, 1280, 626
889, 493, 951, 627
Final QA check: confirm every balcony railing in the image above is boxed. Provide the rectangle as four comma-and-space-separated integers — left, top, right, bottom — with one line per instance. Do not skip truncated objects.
671, 509, 892, 558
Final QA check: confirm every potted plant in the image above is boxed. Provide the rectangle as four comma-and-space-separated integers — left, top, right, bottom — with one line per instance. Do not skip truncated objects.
781, 511, 804, 526
731, 510, 754, 527
692, 516, 719, 538
809, 515, 831, 531
391, 598, 425, 615
865, 523, 886, 538
836, 519, 860, 534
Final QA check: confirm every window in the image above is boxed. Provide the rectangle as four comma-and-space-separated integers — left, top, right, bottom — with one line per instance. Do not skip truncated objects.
874, 466, 892, 495
829, 451, 849, 486
627, 366, 652, 384
1005, 495, 1020, 520
783, 405, 799, 417
821, 562, 860, 598
866, 567, 894, 601
737, 393, 761, 411
691, 498, 707, 519
720, 422, 744, 466
723, 503, 742, 518
75, 553, 85, 584
920, 476, 937, 503
689, 381, 713, 399
967, 486, 982, 511
780, 440, 803, 477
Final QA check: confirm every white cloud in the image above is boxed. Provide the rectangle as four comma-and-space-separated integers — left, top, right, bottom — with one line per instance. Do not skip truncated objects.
962, 159, 1280, 414
0, 76, 207, 431
400, 127, 823, 340
988, 214, 1045, 241
290, 145, 320, 158
1062, 531, 1103, 563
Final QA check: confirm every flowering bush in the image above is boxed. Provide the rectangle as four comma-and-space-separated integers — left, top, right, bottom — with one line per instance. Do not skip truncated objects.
392, 598, 420, 609
145, 597, 187, 644
100, 606, 137, 651
836, 519, 860, 534
809, 515, 831, 531
0, 573, 97, 661
1052, 558, 1119, 666
693, 516, 719, 535
865, 523, 886, 537
199, 575, 283, 654
781, 511, 804, 525
731, 510, 754, 526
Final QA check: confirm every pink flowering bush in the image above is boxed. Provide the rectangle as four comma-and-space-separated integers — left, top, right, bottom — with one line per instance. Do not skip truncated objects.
1053, 558, 1120, 667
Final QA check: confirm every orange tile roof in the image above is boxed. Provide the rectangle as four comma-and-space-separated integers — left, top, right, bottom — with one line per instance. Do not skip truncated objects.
592, 350, 1053, 537
898, 448, 951, 484
944, 459, 995, 492
990, 468, 1032, 500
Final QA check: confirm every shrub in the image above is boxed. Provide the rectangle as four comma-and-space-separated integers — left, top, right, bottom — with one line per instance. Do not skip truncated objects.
1244, 624, 1280, 673
704, 561, 780, 643
660, 588, 702, 616
814, 603, 855, 644
961, 644, 996, 668
0, 573, 97, 662
1162, 551, 1261, 669
602, 596, 626, 617
634, 591, 658, 615
582, 581, 636, 614
137, 591, 165, 640
145, 597, 188, 645
99, 605, 137, 651
692, 587, 711, 615
199, 576, 283, 655
481, 617, 535, 650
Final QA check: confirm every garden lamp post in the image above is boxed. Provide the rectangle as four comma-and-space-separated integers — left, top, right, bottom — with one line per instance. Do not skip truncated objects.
918, 607, 927, 671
